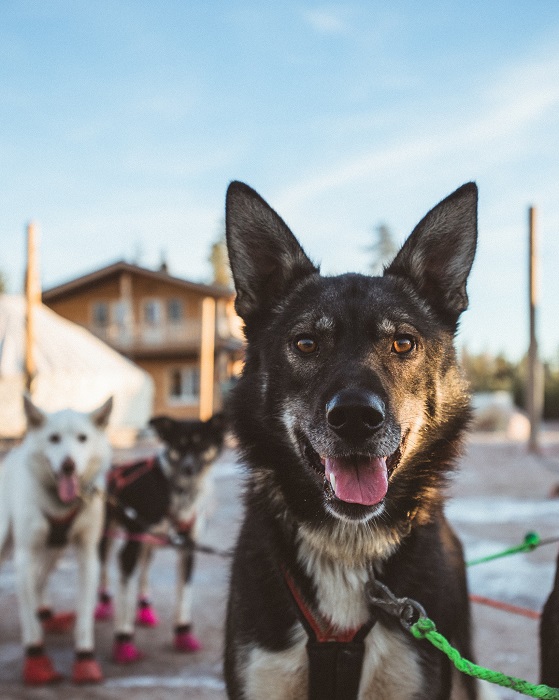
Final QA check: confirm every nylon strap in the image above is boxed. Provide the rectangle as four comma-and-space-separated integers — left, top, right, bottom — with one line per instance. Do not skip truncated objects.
283, 568, 377, 700
108, 457, 156, 493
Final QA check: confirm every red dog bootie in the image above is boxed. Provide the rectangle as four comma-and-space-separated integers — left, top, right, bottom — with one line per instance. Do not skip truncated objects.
38, 608, 76, 634
136, 597, 159, 627
23, 648, 63, 685
112, 634, 145, 664
72, 652, 104, 684
174, 624, 202, 652
94, 590, 114, 621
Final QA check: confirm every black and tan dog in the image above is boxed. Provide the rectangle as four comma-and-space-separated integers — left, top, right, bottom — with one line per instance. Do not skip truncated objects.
541, 557, 559, 685
95, 413, 225, 663
223, 182, 494, 699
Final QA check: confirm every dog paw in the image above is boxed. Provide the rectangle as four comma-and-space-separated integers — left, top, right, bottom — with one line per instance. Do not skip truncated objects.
39, 609, 76, 634
23, 654, 64, 685
72, 657, 104, 684
94, 600, 114, 621
174, 629, 202, 652
112, 639, 145, 664
136, 599, 159, 627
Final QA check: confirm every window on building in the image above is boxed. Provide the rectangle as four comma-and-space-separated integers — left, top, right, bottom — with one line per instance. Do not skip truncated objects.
167, 298, 183, 323
143, 299, 162, 326
92, 301, 109, 327
169, 366, 200, 403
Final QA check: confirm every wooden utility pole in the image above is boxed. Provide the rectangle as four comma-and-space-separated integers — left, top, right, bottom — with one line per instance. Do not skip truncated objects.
527, 206, 543, 452
199, 296, 216, 421
25, 221, 41, 394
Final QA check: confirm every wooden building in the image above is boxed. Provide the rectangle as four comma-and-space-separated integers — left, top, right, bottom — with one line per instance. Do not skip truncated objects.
42, 261, 244, 421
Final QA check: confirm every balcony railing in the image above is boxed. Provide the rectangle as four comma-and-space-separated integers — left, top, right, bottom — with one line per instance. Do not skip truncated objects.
91, 320, 205, 350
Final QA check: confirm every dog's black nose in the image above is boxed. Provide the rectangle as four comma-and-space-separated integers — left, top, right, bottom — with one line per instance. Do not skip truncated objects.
61, 457, 76, 475
326, 389, 385, 440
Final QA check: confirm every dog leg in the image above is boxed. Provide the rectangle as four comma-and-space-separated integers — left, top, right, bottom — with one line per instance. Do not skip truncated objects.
136, 544, 159, 627
15, 546, 63, 684
15, 546, 46, 649
95, 525, 114, 620
36, 549, 76, 634
72, 538, 103, 683
95, 515, 114, 622
113, 539, 144, 663
0, 465, 10, 562
173, 545, 201, 652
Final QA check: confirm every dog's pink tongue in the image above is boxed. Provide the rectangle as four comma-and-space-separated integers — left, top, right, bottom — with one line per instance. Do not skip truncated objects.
58, 474, 80, 503
324, 456, 388, 506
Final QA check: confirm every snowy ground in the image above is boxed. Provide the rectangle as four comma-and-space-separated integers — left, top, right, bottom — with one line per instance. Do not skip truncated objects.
1, 434, 559, 699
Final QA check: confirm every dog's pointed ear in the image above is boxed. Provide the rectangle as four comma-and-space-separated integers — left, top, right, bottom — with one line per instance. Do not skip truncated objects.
225, 182, 318, 321
23, 394, 45, 429
384, 183, 477, 324
91, 396, 113, 428
149, 415, 174, 441
207, 412, 226, 432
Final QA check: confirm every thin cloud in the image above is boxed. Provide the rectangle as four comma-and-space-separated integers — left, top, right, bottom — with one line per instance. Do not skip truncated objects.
275, 48, 559, 212
302, 7, 350, 35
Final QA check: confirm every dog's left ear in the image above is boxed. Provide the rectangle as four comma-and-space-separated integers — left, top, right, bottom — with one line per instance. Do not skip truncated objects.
207, 412, 226, 433
226, 182, 319, 322
384, 183, 477, 325
149, 415, 174, 441
23, 394, 45, 429
90, 396, 113, 428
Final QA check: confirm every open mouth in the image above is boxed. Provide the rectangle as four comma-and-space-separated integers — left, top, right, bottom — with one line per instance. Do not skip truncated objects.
57, 473, 80, 504
299, 432, 403, 508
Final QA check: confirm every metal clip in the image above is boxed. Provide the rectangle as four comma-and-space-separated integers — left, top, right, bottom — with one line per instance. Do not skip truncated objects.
367, 580, 426, 631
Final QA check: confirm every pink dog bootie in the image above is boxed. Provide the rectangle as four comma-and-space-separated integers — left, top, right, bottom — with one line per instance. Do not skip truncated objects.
136, 597, 159, 627
94, 590, 114, 621
112, 634, 145, 664
174, 624, 202, 652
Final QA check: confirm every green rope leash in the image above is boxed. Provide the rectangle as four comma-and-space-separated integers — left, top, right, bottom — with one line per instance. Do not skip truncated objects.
410, 617, 559, 699
467, 531, 541, 566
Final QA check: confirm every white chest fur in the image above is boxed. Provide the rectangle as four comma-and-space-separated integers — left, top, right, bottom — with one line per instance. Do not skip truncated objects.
241, 536, 423, 699
242, 621, 423, 700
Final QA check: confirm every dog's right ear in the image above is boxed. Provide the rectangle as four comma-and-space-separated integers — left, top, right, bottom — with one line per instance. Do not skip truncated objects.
91, 396, 113, 429
384, 183, 477, 326
149, 415, 174, 441
225, 182, 318, 321
23, 394, 45, 429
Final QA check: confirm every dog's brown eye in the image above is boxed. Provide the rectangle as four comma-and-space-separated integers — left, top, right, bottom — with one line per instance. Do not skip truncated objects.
392, 336, 415, 355
295, 337, 318, 354
49, 434, 61, 444
77, 434, 88, 443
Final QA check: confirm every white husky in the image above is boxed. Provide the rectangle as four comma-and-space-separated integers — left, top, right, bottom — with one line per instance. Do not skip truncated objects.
0, 395, 113, 686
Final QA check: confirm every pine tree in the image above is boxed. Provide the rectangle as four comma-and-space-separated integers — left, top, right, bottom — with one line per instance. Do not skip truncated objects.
367, 223, 397, 275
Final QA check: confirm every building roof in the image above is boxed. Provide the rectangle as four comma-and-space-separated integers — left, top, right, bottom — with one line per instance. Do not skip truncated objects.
0, 294, 154, 436
42, 259, 233, 302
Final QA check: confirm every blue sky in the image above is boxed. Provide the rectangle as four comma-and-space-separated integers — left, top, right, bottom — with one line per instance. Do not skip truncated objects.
2, 1, 559, 360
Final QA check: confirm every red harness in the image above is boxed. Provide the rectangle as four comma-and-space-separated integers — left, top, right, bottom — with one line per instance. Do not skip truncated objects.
106, 456, 197, 546
283, 568, 364, 643
107, 457, 156, 492
283, 567, 377, 700
44, 506, 82, 548
45, 506, 81, 527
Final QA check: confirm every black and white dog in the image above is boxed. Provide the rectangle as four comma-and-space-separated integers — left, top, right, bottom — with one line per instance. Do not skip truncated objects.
0, 395, 113, 685
95, 413, 225, 663
223, 182, 494, 699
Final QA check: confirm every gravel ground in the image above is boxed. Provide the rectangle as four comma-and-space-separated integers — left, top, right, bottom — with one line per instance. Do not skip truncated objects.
1, 434, 559, 699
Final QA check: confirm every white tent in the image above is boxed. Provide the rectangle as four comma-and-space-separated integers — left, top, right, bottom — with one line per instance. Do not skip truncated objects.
0, 294, 154, 441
